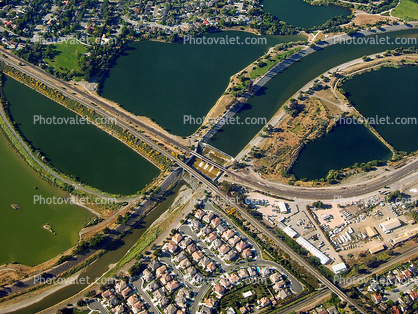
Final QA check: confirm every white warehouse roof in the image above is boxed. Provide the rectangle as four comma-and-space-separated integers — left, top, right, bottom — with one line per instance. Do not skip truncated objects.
296, 237, 330, 265
379, 218, 401, 232
278, 202, 288, 214
283, 226, 298, 238
332, 262, 347, 274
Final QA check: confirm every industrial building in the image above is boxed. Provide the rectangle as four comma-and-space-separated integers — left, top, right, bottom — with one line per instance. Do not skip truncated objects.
365, 226, 379, 238
278, 202, 288, 214
296, 237, 330, 265
283, 226, 298, 238
332, 262, 347, 274
379, 218, 401, 232
369, 244, 386, 254
391, 226, 418, 246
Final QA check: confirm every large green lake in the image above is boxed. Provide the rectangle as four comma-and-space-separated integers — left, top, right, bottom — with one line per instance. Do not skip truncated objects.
100, 31, 305, 136
262, 0, 351, 28
342, 66, 418, 153
0, 131, 92, 266
290, 123, 392, 180
209, 29, 418, 157
4, 76, 159, 195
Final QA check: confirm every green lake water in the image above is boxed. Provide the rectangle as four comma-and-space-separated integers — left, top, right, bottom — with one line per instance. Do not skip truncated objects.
4, 76, 159, 196
290, 123, 392, 180
0, 130, 92, 266
262, 0, 351, 28
100, 31, 305, 136
341, 66, 418, 153
209, 29, 418, 157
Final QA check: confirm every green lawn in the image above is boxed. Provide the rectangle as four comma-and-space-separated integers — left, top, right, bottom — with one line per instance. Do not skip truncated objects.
249, 47, 302, 79
45, 41, 88, 79
392, 0, 418, 21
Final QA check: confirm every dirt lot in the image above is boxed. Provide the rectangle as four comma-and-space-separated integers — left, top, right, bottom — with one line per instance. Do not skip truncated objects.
350, 12, 398, 27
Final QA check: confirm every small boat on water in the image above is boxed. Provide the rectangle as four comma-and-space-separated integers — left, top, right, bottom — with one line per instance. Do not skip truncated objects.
10, 204, 20, 210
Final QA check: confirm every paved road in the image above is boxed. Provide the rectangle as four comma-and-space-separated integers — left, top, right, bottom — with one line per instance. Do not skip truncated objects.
87, 299, 106, 314
131, 278, 158, 314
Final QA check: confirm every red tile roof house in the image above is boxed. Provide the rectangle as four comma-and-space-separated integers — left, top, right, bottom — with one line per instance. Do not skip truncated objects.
192, 250, 204, 262
115, 280, 127, 293
206, 261, 217, 273
179, 258, 191, 269
195, 209, 205, 220
241, 248, 252, 259
160, 273, 173, 286
222, 229, 235, 241
270, 272, 283, 283
373, 293, 383, 304
101, 289, 114, 301
165, 242, 179, 254
392, 306, 400, 314
410, 291, 418, 300
213, 283, 227, 298
205, 298, 217, 308
403, 269, 413, 279
238, 268, 249, 280
220, 278, 232, 289
165, 280, 180, 293
211, 217, 222, 228
186, 243, 197, 254
228, 273, 240, 285
235, 241, 248, 253
121, 286, 133, 299
127, 294, 140, 308
219, 244, 231, 255
258, 297, 271, 308
132, 301, 145, 314
156, 265, 168, 277
207, 232, 217, 243
228, 236, 241, 247
172, 233, 183, 244
202, 212, 215, 224
240, 306, 250, 314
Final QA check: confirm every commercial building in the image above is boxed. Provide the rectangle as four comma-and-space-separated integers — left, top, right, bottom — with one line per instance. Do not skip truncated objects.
278, 202, 288, 214
283, 226, 298, 238
379, 218, 401, 232
391, 226, 418, 246
369, 244, 386, 254
332, 262, 347, 274
365, 226, 379, 238
296, 237, 330, 265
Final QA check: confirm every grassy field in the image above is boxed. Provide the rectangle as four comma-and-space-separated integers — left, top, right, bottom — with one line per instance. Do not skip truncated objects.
392, 0, 418, 21
249, 48, 302, 79
45, 41, 88, 79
